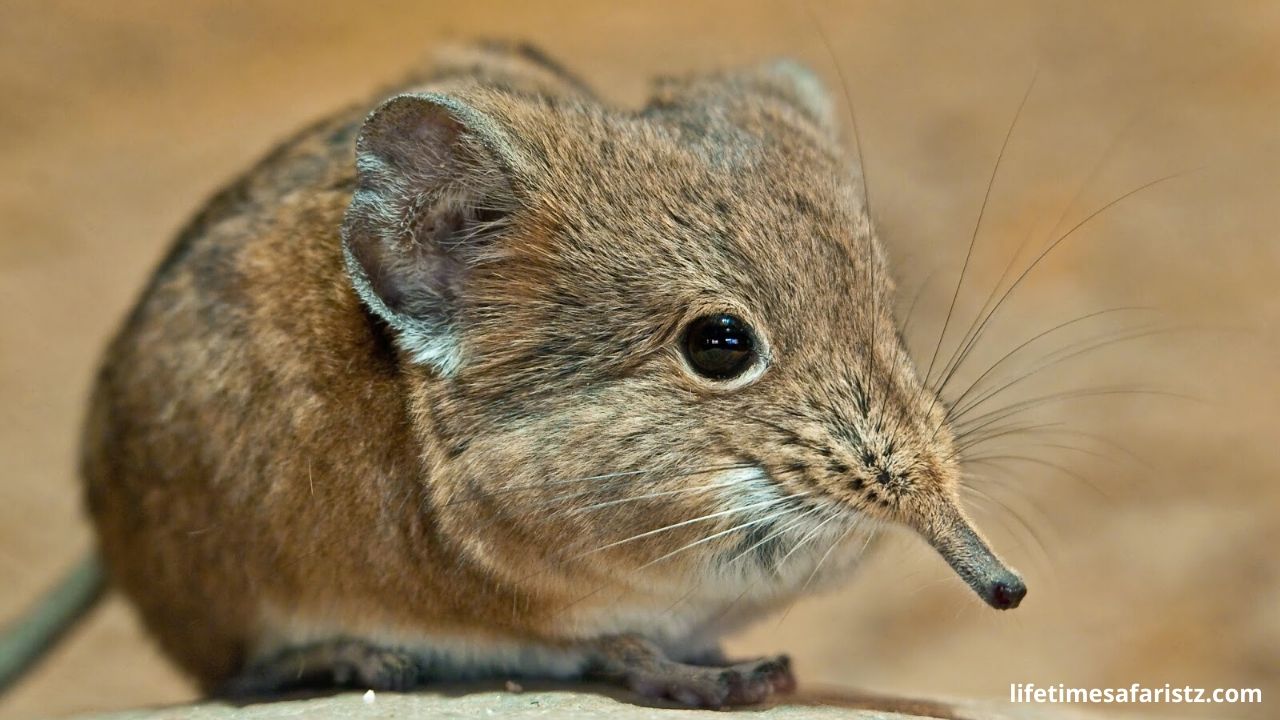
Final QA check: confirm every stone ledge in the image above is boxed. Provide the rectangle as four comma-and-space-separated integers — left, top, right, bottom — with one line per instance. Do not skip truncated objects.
83, 686, 1113, 720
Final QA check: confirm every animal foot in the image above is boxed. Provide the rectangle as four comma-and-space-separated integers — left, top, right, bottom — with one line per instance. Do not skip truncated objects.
222, 638, 424, 697
591, 634, 795, 708
329, 643, 423, 691
628, 653, 794, 708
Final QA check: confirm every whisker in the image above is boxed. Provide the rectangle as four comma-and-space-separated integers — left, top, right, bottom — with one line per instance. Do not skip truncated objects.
442, 461, 756, 508
800, 520, 874, 598
955, 404, 1074, 446
726, 503, 832, 569
774, 513, 863, 627
556, 489, 820, 617
954, 423, 1148, 480
899, 267, 939, 347
955, 419, 1067, 453
566, 496, 787, 562
965, 470, 1067, 561
934, 321, 1173, 445
660, 504, 827, 616
770, 511, 837, 579
933, 95, 1149, 399
794, 0, 883, 406
886, 268, 942, 443
796, 0, 871, 214
677, 502, 838, 622
943, 306, 1154, 414
544, 495, 797, 615
1024, 426, 1153, 471
534, 464, 822, 620
947, 323, 1176, 422
960, 480, 1054, 573
951, 386, 1187, 469
931, 167, 1201, 399
924, 68, 1039, 396
952, 386, 1193, 433
961, 437, 1122, 475
965, 454, 1112, 502
795, 0, 883, 398
634, 500, 809, 572
561, 474, 759, 517
1041, 110, 1147, 245
1028, 441, 1120, 465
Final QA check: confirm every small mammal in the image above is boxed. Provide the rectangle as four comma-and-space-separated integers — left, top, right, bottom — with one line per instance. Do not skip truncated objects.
4, 42, 1025, 707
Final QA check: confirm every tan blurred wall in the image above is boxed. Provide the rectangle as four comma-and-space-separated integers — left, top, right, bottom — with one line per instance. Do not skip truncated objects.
1, 1, 1276, 718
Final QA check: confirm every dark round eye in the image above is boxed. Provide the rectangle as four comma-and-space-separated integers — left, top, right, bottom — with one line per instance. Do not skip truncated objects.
682, 314, 757, 380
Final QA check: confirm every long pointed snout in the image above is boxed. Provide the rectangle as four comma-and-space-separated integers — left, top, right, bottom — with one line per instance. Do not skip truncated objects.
917, 501, 1027, 610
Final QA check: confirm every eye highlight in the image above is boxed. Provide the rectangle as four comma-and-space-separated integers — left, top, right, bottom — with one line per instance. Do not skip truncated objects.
682, 314, 756, 380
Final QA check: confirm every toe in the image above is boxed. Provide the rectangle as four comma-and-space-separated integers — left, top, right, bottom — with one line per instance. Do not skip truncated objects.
719, 654, 796, 705
351, 648, 421, 691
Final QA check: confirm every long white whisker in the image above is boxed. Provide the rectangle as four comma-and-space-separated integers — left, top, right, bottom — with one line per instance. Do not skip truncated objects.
565, 475, 756, 516
659, 502, 832, 617
726, 504, 831, 567
570, 496, 787, 560
798, 519, 873, 598
636, 499, 808, 571
446, 461, 756, 508
773, 510, 841, 574
770, 512, 846, 627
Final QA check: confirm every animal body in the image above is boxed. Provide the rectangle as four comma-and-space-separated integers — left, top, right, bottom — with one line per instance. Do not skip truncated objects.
9, 41, 1025, 708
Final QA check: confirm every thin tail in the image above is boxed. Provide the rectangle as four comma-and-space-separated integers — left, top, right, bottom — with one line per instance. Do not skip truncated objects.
0, 553, 106, 693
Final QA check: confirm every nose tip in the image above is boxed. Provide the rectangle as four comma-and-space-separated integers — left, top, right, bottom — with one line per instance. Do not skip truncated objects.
988, 576, 1027, 610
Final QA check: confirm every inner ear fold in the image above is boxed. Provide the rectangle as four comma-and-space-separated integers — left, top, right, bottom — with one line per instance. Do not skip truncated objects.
341, 92, 521, 374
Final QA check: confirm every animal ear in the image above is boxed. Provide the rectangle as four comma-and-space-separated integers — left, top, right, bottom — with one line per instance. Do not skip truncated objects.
746, 59, 837, 137
647, 59, 838, 143
341, 93, 522, 375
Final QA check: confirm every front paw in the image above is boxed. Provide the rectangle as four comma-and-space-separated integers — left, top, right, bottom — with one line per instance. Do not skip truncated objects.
221, 639, 425, 697
627, 653, 795, 708
330, 644, 423, 692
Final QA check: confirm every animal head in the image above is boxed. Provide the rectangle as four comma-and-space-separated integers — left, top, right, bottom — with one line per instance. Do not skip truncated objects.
342, 50, 1024, 611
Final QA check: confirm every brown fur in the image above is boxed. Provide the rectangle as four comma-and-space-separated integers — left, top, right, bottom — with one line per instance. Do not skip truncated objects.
80, 42, 1021, 706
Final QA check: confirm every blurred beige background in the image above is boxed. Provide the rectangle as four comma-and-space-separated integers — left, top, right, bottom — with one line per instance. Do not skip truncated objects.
0, 1, 1276, 718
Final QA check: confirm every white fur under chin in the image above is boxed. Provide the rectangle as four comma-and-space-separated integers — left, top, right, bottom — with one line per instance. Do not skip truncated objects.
704, 466, 875, 602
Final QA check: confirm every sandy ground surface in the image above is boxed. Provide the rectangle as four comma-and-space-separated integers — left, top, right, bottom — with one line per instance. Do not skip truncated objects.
71, 687, 1109, 720
0, 1, 1276, 719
